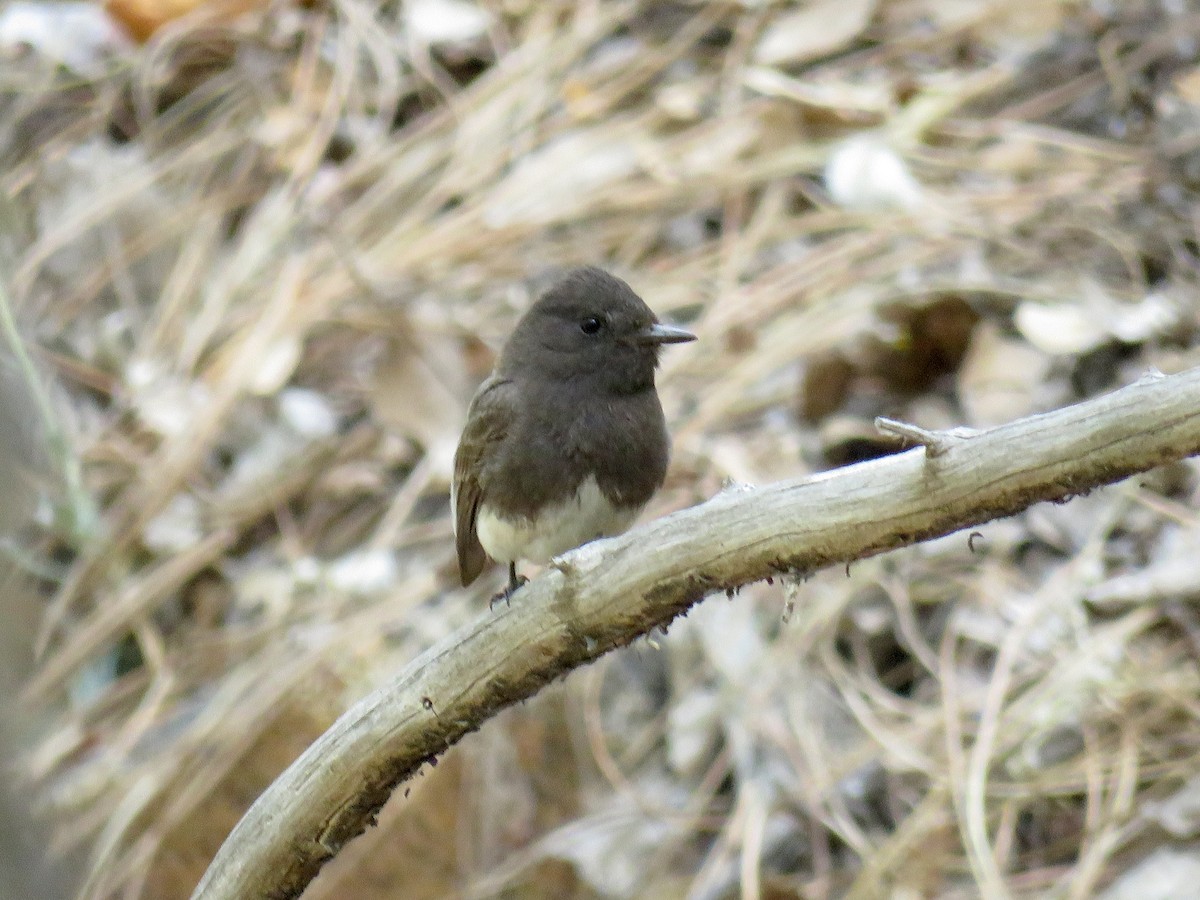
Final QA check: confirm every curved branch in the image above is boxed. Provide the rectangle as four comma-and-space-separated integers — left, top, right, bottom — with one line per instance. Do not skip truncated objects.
192, 367, 1200, 900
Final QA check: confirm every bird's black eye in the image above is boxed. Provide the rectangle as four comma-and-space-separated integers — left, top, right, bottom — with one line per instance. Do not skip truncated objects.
579, 317, 603, 335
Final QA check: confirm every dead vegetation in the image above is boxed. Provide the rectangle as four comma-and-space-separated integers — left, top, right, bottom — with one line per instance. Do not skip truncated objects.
3, 0, 1200, 897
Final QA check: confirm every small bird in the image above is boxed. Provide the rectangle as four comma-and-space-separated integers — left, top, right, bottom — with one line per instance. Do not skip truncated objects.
452, 267, 695, 603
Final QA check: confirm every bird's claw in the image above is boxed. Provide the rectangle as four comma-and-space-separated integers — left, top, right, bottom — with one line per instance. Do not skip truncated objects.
489, 575, 528, 610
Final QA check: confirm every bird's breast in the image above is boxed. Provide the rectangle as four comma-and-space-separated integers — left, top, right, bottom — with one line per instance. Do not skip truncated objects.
565, 390, 670, 507
475, 475, 642, 565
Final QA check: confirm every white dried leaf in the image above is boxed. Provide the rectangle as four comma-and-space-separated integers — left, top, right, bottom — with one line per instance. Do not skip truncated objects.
279, 388, 338, 439
692, 598, 766, 685
233, 562, 296, 623
754, 0, 876, 67
848, 595, 892, 635
0, 2, 130, 76
126, 358, 212, 438
1014, 301, 1108, 355
248, 334, 303, 396
1144, 776, 1200, 838
36, 141, 178, 295
325, 548, 399, 596
743, 66, 891, 115
224, 427, 303, 493
406, 0, 490, 48
1087, 522, 1200, 606
483, 131, 639, 227
142, 494, 203, 553
665, 688, 721, 775
1098, 846, 1200, 900
426, 434, 459, 487
679, 119, 760, 178
538, 786, 684, 897
663, 212, 709, 251
293, 556, 321, 585
1016, 291, 1184, 355
825, 135, 923, 212
655, 82, 707, 121
1108, 292, 1184, 343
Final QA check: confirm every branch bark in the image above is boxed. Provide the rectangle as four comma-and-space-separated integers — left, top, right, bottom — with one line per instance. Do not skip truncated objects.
192, 367, 1200, 900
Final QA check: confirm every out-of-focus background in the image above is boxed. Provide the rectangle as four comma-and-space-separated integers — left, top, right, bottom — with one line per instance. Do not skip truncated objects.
4, 1, 1200, 897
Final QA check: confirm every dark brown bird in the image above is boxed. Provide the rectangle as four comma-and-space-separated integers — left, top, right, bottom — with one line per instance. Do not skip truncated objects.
452, 267, 695, 602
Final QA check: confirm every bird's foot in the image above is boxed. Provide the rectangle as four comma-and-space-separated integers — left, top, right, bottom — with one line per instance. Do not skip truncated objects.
489, 577, 527, 609
489, 564, 528, 610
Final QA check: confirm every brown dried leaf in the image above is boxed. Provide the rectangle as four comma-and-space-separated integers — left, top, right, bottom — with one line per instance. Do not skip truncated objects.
104, 0, 269, 42
366, 324, 471, 477
957, 321, 1053, 427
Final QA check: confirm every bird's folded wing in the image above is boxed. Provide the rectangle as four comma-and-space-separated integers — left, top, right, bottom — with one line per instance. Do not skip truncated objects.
452, 376, 515, 586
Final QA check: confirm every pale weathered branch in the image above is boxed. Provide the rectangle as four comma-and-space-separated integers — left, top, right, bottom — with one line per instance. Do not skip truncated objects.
192, 367, 1200, 900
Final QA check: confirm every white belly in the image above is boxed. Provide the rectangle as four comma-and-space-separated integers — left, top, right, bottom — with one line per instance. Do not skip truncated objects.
475, 476, 641, 565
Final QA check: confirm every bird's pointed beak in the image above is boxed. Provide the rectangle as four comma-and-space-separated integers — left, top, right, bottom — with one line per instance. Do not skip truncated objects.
636, 322, 697, 346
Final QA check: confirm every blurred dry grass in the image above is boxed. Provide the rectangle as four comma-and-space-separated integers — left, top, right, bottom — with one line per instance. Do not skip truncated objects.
5, 0, 1200, 897
0, 336, 82, 895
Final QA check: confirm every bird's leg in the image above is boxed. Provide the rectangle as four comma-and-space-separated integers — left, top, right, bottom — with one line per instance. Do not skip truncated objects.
489, 562, 528, 609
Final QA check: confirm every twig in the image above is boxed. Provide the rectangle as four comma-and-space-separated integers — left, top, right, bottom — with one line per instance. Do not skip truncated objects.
874, 417, 979, 457
193, 366, 1200, 900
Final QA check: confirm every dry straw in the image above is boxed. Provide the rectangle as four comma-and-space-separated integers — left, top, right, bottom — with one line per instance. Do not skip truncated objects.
3, 0, 1200, 897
